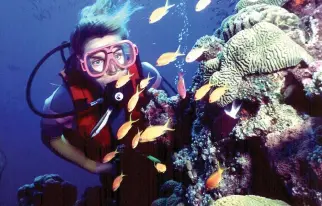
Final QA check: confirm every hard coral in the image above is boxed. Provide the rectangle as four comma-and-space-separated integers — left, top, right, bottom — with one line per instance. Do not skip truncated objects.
235, 0, 289, 11
17, 174, 77, 206
151, 180, 186, 206
209, 195, 290, 206
209, 22, 313, 107
216, 4, 301, 42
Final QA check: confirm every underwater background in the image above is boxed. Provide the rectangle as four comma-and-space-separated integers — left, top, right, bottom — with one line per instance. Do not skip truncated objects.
1, 0, 322, 205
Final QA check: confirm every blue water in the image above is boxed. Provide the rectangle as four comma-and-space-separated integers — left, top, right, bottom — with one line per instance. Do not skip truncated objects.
0, 0, 236, 205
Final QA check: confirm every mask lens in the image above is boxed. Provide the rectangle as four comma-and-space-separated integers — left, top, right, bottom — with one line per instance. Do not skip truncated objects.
86, 51, 107, 76
112, 42, 135, 67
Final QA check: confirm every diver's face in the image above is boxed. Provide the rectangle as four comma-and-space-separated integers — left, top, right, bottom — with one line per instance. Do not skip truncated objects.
83, 35, 128, 88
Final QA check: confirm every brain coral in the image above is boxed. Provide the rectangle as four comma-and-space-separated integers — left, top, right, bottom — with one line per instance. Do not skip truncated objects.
216, 4, 300, 42
209, 195, 290, 206
208, 22, 313, 107
235, 0, 289, 11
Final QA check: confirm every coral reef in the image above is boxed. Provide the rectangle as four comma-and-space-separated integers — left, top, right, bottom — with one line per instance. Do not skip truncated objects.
235, 0, 289, 11
209, 195, 290, 206
165, 1, 322, 206
209, 22, 313, 107
187, 35, 225, 62
300, 4, 322, 59
141, 88, 178, 145
265, 117, 322, 205
151, 180, 186, 206
215, 4, 302, 43
17, 174, 77, 206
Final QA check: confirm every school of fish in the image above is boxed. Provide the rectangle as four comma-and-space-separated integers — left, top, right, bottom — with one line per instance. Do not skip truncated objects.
107, 0, 244, 192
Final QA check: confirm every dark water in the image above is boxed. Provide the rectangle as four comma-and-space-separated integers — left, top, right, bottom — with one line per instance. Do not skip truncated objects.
0, 0, 236, 205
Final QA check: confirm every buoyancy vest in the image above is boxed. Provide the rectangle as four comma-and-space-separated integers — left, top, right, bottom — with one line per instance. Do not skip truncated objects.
58, 59, 147, 161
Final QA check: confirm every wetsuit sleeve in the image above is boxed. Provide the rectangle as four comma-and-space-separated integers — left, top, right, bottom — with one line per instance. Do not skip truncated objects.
40, 85, 74, 143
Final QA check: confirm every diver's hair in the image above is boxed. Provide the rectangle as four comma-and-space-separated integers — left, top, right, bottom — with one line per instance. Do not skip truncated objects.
70, 0, 143, 56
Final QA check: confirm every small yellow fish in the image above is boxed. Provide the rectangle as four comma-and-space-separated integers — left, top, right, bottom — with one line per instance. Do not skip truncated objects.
132, 128, 142, 149
156, 45, 185, 66
185, 47, 205, 63
194, 83, 213, 100
149, 0, 175, 24
195, 0, 212, 12
140, 72, 154, 89
209, 86, 228, 103
112, 172, 126, 191
115, 71, 134, 88
140, 118, 175, 141
205, 163, 225, 191
139, 137, 157, 143
154, 163, 167, 173
117, 113, 139, 140
102, 148, 118, 163
128, 85, 145, 112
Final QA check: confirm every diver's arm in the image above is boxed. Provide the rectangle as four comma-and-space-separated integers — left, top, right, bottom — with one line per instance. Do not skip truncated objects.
40, 85, 114, 174
48, 136, 96, 172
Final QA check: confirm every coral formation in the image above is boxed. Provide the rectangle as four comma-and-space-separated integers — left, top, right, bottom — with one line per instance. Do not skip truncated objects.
215, 4, 301, 43
186, 35, 224, 62
209, 195, 290, 206
151, 180, 186, 206
235, 0, 289, 11
169, 1, 322, 206
17, 174, 77, 206
209, 22, 313, 107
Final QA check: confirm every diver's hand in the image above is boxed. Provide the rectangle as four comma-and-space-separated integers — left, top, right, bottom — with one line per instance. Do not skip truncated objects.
84, 159, 117, 176
95, 162, 117, 176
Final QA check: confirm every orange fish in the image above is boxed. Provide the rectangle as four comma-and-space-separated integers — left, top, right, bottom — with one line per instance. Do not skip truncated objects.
115, 71, 134, 88
112, 172, 126, 191
154, 163, 167, 173
194, 83, 213, 100
102, 148, 119, 163
132, 128, 142, 149
140, 118, 175, 142
294, 0, 305, 6
128, 85, 145, 112
140, 72, 154, 89
149, 0, 175, 24
177, 72, 186, 99
156, 45, 185, 66
205, 163, 225, 191
209, 86, 228, 103
117, 113, 139, 140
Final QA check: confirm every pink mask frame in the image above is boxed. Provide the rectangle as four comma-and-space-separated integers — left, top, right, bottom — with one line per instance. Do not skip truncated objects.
78, 40, 139, 78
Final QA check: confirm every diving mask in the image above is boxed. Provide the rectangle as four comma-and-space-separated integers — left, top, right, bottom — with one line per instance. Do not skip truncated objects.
78, 40, 139, 78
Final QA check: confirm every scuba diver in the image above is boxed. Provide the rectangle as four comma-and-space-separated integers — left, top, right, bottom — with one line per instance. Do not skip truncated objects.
26, 0, 177, 205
